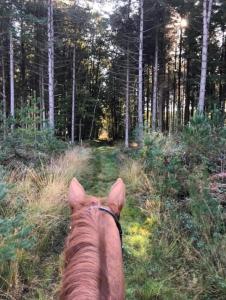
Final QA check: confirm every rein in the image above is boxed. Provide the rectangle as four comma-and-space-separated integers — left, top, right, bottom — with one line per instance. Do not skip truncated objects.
98, 207, 123, 247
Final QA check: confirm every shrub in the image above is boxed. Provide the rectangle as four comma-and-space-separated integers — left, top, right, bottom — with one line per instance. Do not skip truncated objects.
140, 112, 226, 299
0, 103, 67, 169
182, 111, 226, 173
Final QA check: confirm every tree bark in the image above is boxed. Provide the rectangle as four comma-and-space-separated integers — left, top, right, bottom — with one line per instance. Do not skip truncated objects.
146, 66, 151, 128
178, 27, 183, 126
71, 45, 76, 143
219, 30, 226, 111
125, 56, 130, 148
20, 19, 26, 105
172, 47, 177, 131
158, 87, 163, 132
48, 0, 54, 130
39, 64, 46, 129
1, 54, 6, 139
198, 0, 213, 113
125, 0, 131, 148
79, 118, 82, 145
152, 30, 159, 131
184, 57, 190, 124
138, 0, 144, 143
165, 66, 170, 131
89, 101, 98, 140
9, 29, 15, 124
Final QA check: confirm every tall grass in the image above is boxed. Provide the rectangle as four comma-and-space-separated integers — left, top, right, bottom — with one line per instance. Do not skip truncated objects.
119, 159, 152, 194
15, 147, 91, 206
1, 147, 91, 299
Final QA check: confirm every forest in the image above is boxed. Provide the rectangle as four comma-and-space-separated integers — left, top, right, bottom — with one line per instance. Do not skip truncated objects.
0, 0, 226, 299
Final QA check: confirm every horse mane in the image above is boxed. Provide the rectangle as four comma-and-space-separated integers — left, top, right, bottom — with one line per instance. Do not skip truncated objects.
60, 204, 109, 300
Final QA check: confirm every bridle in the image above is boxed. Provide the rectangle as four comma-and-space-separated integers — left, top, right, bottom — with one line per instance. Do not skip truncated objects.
69, 205, 123, 250
98, 207, 123, 246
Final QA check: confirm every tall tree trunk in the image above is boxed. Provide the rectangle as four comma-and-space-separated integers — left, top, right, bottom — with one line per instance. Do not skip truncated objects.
89, 101, 98, 140
178, 27, 183, 126
20, 19, 26, 105
151, 65, 154, 124
71, 45, 76, 143
2, 54, 6, 139
79, 118, 82, 145
198, 0, 213, 113
125, 56, 130, 148
125, 0, 131, 148
138, 0, 144, 143
166, 65, 170, 132
158, 87, 163, 132
219, 30, 225, 110
159, 81, 167, 132
172, 47, 177, 131
152, 30, 159, 131
39, 64, 46, 129
48, 0, 54, 130
146, 66, 151, 128
9, 29, 15, 127
184, 57, 190, 124
223, 34, 226, 113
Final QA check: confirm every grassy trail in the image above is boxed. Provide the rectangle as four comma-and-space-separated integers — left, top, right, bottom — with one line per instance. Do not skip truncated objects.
81, 146, 151, 300
81, 146, 119, 195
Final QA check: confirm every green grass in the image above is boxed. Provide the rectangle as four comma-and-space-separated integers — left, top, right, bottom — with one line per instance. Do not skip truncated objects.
81, 147, 119, 195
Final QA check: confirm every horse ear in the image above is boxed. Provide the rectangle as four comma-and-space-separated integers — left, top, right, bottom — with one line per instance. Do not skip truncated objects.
108, 178, 125, 215
69, 178, 86, 209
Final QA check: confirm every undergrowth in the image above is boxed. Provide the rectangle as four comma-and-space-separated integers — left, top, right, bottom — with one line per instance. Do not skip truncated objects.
129, 112, 226, 299
0, 147, 91, 299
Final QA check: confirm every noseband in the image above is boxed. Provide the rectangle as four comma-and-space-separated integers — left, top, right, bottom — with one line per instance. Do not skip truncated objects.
98, 207, 123, 246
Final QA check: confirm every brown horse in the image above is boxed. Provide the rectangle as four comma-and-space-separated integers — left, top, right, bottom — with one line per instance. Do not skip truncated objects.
60, 178, 125, 300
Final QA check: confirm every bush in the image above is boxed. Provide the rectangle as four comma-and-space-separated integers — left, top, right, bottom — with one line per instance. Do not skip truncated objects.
1, 128, 66, 156
0, 102, 67, 169
182, 111, 226, 172
140, 112, 226, 299
0, 128, 67, 175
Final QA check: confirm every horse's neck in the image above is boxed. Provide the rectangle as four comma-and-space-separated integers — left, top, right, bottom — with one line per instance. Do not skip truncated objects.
61, 209, 124, 300
99, 212, 124, 300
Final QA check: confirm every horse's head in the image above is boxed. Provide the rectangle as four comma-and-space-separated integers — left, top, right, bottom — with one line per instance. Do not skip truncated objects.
68, 177, 126, 217
61, 178, 126, 300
